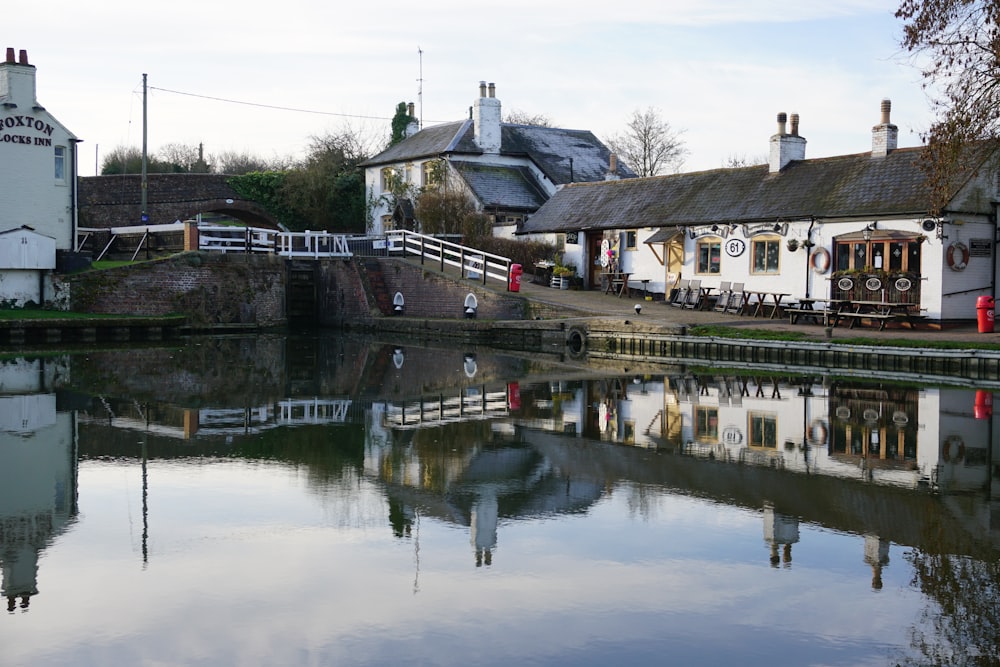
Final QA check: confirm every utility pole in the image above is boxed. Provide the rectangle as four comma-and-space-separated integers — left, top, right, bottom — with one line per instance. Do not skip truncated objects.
141, 73, 148, 224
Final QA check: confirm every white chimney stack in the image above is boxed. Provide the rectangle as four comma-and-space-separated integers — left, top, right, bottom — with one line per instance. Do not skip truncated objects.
769, 111, 806, 173
473, 80, 501, 154
0, 47, 38, 107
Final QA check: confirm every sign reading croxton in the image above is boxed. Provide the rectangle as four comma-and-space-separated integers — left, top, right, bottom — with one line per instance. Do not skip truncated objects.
0, 115, 56, 145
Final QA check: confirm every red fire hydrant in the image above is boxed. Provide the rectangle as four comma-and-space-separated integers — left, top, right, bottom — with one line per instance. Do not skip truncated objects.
976, 295, 995, 333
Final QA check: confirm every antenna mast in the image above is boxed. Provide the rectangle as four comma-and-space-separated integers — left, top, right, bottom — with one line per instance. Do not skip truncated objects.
417, 47, 423, 129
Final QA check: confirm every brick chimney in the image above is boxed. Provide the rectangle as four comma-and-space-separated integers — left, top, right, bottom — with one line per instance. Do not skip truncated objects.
0, 48, 38, 108
871, 99, 898, 157
605, 153, 620, 181
473, 81, 501, 154
405, 101, 420, 137
768, 112, 806, 173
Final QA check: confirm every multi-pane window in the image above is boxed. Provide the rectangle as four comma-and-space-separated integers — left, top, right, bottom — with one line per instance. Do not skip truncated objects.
751, 237, 780, 273
749, 412, 777, 448
380, 168, 394, 192
695, 407, 718, 442
835, 239, 921, 272
54, 146, 65, 181
625, 230, 637, 250
696, 239, 721, 274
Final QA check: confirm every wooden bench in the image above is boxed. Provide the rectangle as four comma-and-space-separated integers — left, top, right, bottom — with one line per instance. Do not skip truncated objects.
834, 312, 896, 330
786, 307, 834, 325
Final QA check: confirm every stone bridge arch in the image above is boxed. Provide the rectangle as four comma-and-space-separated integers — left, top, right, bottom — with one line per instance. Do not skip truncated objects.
78, 174, 279, 229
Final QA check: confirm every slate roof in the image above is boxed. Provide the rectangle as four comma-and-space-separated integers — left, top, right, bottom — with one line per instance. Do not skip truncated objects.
519, 144, 999, 234
451, 161, 549, 211
360, 120, 634, 186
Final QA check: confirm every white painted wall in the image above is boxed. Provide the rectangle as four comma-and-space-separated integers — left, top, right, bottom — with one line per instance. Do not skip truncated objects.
0, 57, 78, 251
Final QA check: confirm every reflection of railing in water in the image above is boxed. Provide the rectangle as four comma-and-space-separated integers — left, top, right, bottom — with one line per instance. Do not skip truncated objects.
383, 389, 509, 429
81, 398, 357, 438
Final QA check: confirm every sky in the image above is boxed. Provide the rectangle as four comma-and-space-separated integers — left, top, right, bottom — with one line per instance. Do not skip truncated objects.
10, 0, 934, 177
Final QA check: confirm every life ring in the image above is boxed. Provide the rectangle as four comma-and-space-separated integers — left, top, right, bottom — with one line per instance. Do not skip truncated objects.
809, 247, 831, 274
947, 242, 969, 271
942, 435, 965, 463
807, 419, 828, 446
566, 325, 588, 358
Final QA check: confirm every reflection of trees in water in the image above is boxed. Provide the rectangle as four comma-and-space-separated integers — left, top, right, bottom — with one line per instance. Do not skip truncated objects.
900, 514, 1000, 667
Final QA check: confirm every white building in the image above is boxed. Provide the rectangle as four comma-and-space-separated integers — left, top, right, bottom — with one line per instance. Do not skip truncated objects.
520, 100, 1000, 324
0, 48, 81, 307
361, 82, 632, 238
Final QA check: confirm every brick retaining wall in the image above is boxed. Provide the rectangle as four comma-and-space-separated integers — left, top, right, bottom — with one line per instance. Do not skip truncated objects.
56, 252, 286, 329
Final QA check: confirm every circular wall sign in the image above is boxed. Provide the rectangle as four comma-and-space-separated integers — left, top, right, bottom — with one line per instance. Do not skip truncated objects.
725, 238, 746, 257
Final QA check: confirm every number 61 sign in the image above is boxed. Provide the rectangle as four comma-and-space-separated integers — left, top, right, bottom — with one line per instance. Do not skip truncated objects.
725, 238, 746, 257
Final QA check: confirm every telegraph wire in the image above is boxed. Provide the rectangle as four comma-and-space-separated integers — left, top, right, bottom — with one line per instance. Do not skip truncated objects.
147, 86, 395, 121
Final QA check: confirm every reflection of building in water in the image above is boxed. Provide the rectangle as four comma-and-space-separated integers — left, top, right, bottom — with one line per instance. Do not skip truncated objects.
365, 422, 603, 569
0, 357, 77, 612
763, 505, 799, 568
863, 534, 891, 591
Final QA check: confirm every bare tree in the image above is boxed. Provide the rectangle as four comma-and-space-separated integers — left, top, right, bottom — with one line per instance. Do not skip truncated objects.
503, 109, 553, 127
157, 143, 210, 173
210, 150, 285, 175
896, 0, 1000, 213
723, 153, 768, 168
605, 107, 687, 177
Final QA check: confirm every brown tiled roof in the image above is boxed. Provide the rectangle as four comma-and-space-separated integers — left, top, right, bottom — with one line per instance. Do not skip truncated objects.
520, 144, 998, 234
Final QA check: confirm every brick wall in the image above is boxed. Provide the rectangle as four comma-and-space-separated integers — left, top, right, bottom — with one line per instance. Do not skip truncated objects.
316, 258, 530, 326
56, 252, 286, 328
78, 174, 277, 228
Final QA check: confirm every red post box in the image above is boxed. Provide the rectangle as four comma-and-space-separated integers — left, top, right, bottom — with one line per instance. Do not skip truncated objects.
976, 295, 995, 333
509, 264, 522, 292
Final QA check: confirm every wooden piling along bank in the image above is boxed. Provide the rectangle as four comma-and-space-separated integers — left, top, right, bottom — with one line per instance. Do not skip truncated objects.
587, 331, 1000, 387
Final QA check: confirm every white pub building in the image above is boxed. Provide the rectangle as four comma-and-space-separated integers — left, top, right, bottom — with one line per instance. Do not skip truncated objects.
0, 48, 81, 307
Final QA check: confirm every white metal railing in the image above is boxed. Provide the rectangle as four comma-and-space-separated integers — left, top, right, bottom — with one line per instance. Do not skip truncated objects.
385, 230, 512, 288
198, 225, 351, 258
382, 388, 510, 429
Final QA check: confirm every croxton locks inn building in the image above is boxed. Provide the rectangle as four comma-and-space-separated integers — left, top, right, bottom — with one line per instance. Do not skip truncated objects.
0, 47, 81, 307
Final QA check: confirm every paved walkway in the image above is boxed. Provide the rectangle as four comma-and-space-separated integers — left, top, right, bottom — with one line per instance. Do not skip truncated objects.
507, 273, 994, 345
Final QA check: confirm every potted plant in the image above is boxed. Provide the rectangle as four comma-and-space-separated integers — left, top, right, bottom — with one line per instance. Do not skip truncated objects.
552, 264, 575, 289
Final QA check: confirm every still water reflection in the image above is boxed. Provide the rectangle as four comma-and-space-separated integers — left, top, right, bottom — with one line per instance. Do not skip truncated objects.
2, 333, 999, 666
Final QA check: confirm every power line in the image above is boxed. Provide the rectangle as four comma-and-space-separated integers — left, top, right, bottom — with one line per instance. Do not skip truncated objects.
147, 86, 395, 121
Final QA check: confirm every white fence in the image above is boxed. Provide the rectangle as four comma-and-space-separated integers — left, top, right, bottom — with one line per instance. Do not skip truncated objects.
386, 230, 512, 288
198, 225, 351, 258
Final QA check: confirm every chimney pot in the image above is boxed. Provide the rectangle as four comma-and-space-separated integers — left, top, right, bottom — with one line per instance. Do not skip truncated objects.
5, 48, 14, 63
407, 102, 415, 117
776, 112, 787, 135
880, 98, 891, 125
790, 113, 800, 137
18, 49, 27, 65
488, 82, 495, 98
479, 81, 487, 97
609, 153, 617, 172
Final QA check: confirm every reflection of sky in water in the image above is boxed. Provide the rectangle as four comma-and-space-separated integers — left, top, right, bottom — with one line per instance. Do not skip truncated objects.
10, 460, 922, 667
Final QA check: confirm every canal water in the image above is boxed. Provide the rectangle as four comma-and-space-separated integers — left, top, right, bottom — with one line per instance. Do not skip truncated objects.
3, 332, 998, 666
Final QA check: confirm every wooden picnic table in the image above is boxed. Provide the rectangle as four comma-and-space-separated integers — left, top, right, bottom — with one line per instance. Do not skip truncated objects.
603, 272, 631, 297
743, 290, 791, 319
786, 297, 850, 326
836, 300, 924, 330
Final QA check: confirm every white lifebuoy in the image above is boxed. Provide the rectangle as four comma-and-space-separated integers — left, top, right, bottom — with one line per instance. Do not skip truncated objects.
809, 248, 831, 274
943, 435, 965, 463
947, 242, 969, 271
807, 419, 828, 446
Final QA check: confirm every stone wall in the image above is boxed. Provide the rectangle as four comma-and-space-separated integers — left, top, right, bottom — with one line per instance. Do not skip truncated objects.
56, 252, 286, 329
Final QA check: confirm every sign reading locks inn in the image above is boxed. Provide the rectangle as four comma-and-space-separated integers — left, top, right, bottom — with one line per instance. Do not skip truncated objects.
0, 114, 56, 147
